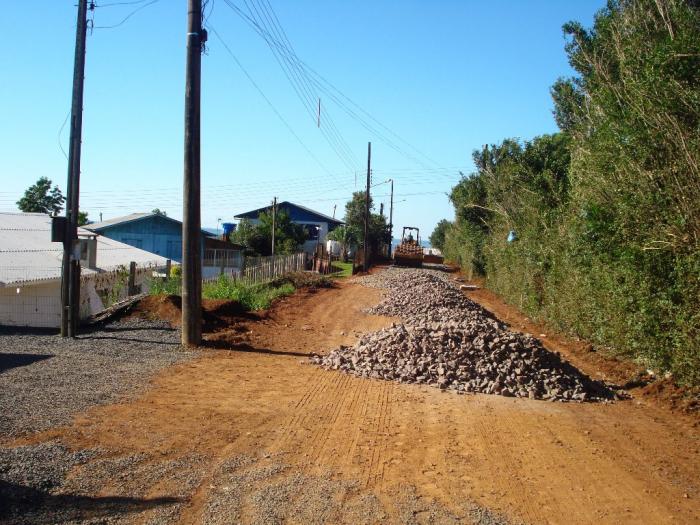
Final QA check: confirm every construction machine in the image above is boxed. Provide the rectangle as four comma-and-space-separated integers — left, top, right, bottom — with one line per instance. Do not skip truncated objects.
393, 226, 424, 267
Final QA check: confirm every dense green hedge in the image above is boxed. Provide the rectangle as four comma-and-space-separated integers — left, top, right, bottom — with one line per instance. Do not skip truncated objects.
442, 0, 700, 385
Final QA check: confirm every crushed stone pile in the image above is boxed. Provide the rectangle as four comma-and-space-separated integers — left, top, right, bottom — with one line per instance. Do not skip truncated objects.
312, 268, 614, 402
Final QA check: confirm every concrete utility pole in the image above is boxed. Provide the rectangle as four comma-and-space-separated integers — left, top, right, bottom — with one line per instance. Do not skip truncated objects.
363, 142, 371, 272
271, 196, 277, 256
182, 0, 204, 346
61, 0, 90, 338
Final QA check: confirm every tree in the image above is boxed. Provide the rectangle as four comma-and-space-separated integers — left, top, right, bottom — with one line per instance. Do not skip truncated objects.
230, 211, 307, 256
327, 225, 357, 262
78, 211, 89, 226
17, 177, 65, 215
342, 191, 388, 248
429, 220, 451, 251
151, 208, 167, 217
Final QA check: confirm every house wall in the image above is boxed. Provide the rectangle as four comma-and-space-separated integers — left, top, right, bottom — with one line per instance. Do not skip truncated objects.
0, 282, 61, 328
95, 216, 184, 262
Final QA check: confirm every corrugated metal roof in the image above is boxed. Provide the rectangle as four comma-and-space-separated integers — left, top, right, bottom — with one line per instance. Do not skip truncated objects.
0, 212, 169, 287
84, 212, 217, 237
234, 201, 344, 224
81, 212, 152, 231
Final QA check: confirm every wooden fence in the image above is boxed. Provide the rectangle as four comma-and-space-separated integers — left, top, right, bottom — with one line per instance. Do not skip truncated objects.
203, 252, 307, 286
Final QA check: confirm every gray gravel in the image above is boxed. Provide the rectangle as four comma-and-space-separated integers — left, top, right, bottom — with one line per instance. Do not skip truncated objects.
0, 318, 194, 439
314, 268, 614, 402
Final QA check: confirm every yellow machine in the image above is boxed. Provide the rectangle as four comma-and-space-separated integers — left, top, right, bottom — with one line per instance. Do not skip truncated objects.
394, 226, 424, 267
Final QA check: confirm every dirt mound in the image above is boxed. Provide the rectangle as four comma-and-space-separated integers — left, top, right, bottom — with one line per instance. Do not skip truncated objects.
126, 295, 248, 333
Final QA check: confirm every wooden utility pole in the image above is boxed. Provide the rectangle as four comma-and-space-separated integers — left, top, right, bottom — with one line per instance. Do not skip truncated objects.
271, 196, 277, 256
388, 178, 394, 257
363, 142, 371, 272
61, 0, 90, 338
182, 0, 204, 346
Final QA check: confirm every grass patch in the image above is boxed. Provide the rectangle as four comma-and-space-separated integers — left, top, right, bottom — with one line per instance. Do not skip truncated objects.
149, 275, 295, 311
330, 261, 353, 278
202, 276, 295, 310
149, 277, 181, 296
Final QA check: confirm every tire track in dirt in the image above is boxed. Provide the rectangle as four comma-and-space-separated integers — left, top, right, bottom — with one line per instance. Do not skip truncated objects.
467, 399, 546, 524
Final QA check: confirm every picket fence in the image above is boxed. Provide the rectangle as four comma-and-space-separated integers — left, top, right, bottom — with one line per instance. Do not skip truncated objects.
203, 252, 307, 286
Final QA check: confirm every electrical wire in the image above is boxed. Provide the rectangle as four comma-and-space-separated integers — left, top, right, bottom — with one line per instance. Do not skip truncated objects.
220, 0, 441, 171
93, 0, 159, 29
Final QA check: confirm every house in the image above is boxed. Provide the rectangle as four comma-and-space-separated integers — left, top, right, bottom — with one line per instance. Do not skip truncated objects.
0, 212, 170, 328
85, 213, 244, 279
83, 212, 216, 263
234, 201, 344, 253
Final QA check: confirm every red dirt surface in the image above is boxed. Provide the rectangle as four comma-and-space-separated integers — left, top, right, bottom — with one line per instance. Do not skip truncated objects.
127, 295, 249, 333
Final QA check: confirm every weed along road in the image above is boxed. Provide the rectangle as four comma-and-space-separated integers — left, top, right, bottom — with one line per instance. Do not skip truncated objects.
0, 269, 698, 524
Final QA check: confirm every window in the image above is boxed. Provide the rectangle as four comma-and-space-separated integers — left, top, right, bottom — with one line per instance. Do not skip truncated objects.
304, 224, 320, 240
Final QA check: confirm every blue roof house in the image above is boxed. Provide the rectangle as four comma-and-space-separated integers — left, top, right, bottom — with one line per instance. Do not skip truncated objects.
234, 201, 343, 254
84, 213, 214, 263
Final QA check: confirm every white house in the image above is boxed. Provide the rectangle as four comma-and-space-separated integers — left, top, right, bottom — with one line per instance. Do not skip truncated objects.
0, 212, 169, 328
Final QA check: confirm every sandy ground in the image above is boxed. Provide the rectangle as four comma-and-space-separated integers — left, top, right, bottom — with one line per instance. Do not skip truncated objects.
7, 277, 700, 524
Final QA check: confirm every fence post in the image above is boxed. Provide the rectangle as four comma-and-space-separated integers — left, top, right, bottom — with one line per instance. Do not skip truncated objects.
128, 261, 136, 296
165, 259, 172, 280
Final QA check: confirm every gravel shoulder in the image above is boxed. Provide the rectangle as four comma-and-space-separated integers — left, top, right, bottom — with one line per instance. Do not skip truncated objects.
0, 318, 194, 440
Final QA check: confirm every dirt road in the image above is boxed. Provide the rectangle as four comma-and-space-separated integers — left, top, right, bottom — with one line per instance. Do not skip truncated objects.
8, 277, 700, 524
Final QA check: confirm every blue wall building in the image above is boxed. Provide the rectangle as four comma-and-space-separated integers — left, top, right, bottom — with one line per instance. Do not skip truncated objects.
84, 213, 211, 263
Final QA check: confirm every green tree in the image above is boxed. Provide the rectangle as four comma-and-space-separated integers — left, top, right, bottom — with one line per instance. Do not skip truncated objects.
151, 208, 167, 217
17, 177, 65, 215
230, 211, 307, 256
78, 211, 89, 226
429, 220, 452, 252
342, 191, 388, 248
328, 225, 357, 262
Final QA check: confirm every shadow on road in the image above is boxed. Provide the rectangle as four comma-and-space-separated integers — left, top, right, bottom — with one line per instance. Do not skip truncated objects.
0, 480, 181, 523
0, 353, 53, 373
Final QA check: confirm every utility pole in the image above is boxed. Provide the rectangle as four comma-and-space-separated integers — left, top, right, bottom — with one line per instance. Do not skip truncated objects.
379, 202, 384, 217
332, 204, 336, 219
388, 178, 394, 257
182, 0, 204, 346
363, 142, 371, 272
61, 0, 90, 338
271, 196, 277, 256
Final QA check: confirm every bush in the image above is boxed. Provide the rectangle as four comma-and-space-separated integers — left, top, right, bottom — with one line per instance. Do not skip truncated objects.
444, 0, 700, 385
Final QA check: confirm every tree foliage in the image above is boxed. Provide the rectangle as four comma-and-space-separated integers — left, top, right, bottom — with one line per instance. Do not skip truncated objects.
429, 220, 452, 252
17, 177, 65, 215
342, 191, 388, 248
230, 211, 307, 256
444, 0, 700, 385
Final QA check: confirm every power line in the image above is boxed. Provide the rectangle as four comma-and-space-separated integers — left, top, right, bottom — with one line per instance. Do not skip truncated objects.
209, 25, 351, 189
221, 0, 442, 170
93, 0, 160, 29
221, 0, 361, 174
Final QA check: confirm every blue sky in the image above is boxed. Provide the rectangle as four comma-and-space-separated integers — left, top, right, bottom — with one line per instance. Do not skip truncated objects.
0, 0, 603, 237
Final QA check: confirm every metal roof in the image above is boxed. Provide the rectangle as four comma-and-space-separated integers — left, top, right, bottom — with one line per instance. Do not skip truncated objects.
0, 212, 169, 287
82, 212, 152, 230
84, 212, 217, 236
234, 201, 344, 224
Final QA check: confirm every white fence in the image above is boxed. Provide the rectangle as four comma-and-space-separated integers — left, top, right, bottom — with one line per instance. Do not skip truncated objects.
203, 252, 307, 286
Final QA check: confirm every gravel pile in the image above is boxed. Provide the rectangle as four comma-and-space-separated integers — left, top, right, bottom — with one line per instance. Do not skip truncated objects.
314, 268, 613, 402
0, 318, 194, 438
